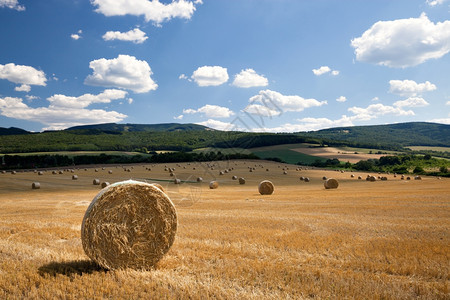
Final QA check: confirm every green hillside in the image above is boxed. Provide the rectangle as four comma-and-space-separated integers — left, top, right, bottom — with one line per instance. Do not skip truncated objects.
302, 122, 450, 148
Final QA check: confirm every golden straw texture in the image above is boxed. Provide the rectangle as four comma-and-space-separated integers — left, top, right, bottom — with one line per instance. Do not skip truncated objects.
81, 180, 177, 270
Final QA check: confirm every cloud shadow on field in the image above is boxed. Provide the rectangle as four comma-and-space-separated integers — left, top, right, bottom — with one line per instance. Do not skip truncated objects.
38, 260, 107, 277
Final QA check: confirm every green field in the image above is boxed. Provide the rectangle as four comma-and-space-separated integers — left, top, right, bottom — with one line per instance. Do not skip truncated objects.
249, 143, 325, 164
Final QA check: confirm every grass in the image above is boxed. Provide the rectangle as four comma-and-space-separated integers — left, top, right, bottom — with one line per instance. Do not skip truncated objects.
408, 146, 450, 152
0, 160, 449, 299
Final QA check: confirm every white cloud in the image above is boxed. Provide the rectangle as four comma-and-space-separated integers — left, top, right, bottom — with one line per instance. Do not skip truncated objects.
351, 13, 450, 68
348, 103, 415, 121
127, 98, 133, 104
15, 84, 31, 92
196, 119, 233, 131
0, 63, 47, 89
393, 97, 430, 108
244, 89, 327, 117
312, 66, 339, 76
232, 69, 268, 88
372, 97, 380, 101
0, 0, 25, 11
389, 79, 437, 97
446, 101, 450, 105
47, 89, 128, 109
243, 104, 282, 117
91, 0, 197, 25
0, 90, 127, 130
84, 54, 157, 93
71, 34, 81, 40
312, 66, 330, 76
179, 74, 188, 80
429, 118, 450, 124
174, 114, 183, 120
426, 0, 449, 6
102, 28, 148, 44
191, 66, 228, 87
25, 95, 39, 101
336, 96, 347, 103
183, 104, 234, 118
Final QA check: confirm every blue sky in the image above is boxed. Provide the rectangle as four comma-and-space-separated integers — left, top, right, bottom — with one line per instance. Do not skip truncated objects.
0, 0, 449, 132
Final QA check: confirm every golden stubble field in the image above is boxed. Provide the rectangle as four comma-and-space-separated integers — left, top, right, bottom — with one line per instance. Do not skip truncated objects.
0, 160, 448, 299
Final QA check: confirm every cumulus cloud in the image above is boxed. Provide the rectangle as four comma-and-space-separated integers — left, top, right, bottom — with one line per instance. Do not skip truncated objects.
91, 0, 197, 25
447, 101, 450, 105
102, 28, 148, 44
191, 66, 229, 87
426, 0, 449, 6
430, 117, 450, 124
15, 84, 31, 92
336, 96, 347, 103
389, 79, 437, 97
196, 119, 233, 131
348, 103, 415, 121
71, 34, 81, 40
312, 66, 339, 76
0, 0, 25, 11
183, 104, 234, 118
351, 13, 450, 68
243, 89, 327, 117
173, 114, 183, 120
84, 54, 157, 93
0, 63, 47, 90
232, 69, 268, 88
393, 97, 430, 108
0, 90, 127, 130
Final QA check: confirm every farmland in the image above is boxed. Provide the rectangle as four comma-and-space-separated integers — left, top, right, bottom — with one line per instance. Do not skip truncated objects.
0, 160, 448, 299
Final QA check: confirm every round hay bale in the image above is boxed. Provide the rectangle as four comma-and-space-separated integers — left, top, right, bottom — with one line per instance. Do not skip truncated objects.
174, 178, 181, 184
81, 180, 177, 270
266, 169, 269, 171
232, 175, 238, 180
367, 175, 377, 182
258, 180, 274, 195
358, 176, 362, 180
93, 179, 100, 185
38, 171, 44, 175
414, 176, 422, 180
300, 176, 304, 181
406, 177, 411, 180
304, 177, 310, 182
324, 178, 339, 189
238, 177, 246, 185
283, 171, 288, 175
11, 171, 16, 175
32, 182, 40, 189
381, 176, 388, 181
351, 174, 355, 178
95, 169, 99, 172
209, 181, 219, 189
219, 171, 224, 176
108, 170, 113, 174
322, 176, 327, 180
72, 175, 78, 180
59, 170, 64, 174
52, 170, 57, 174
196, 177, 203, 182
150, 183, 165, 193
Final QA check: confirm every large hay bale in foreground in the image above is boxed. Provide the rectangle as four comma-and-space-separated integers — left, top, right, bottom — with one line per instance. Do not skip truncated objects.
258, 180, 274, 195
151, 183, 165, 193
324, 178, 339, 189
81, 180, 177, 270
209, 181, 219, 189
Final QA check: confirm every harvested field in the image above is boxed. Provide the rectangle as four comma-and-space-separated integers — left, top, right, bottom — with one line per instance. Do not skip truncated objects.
293, 146, 390, 163
0, 160, 449, 299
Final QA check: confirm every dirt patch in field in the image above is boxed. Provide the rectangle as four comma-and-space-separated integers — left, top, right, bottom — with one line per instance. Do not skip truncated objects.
293, 147, 388, 163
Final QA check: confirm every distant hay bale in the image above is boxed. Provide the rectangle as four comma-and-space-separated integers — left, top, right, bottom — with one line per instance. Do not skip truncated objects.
93, 179, 100, 185
406, 177, 411, 180
304, 177, 310, 182
72, 175, 78, 180
101, 182, 110, 189
52, 170, 57, 174
367, 176, 377, 182
1, 171, 5, 174
169, 172, 174, 177
381, 176, 388, 181
81, 180, 177, 270
32, 182, 40, 189
324, 178, 339, 189
174, 178, 181, 184
38, 171, 44, 175
414, 176, 422, 180
258, 180, 274, 195
209, 181, 219, 189
238, 177, 246, 185
11, 171, 16, 175
108, 170, 113, 174
219, 171, 224, 176
322, 176, 327, 180
232, 175, 238, 180
59, 170, 64, 174
300, 176, 304, 181
351, 174, 355, 178
283, 171, 288, 175
401, 175, 405, 180
266, 169, 269, 171
358, 176, 362, 180
196, 177, 203, 182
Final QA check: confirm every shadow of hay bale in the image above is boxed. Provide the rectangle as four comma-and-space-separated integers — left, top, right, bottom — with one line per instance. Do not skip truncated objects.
38, 260, 107, 278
